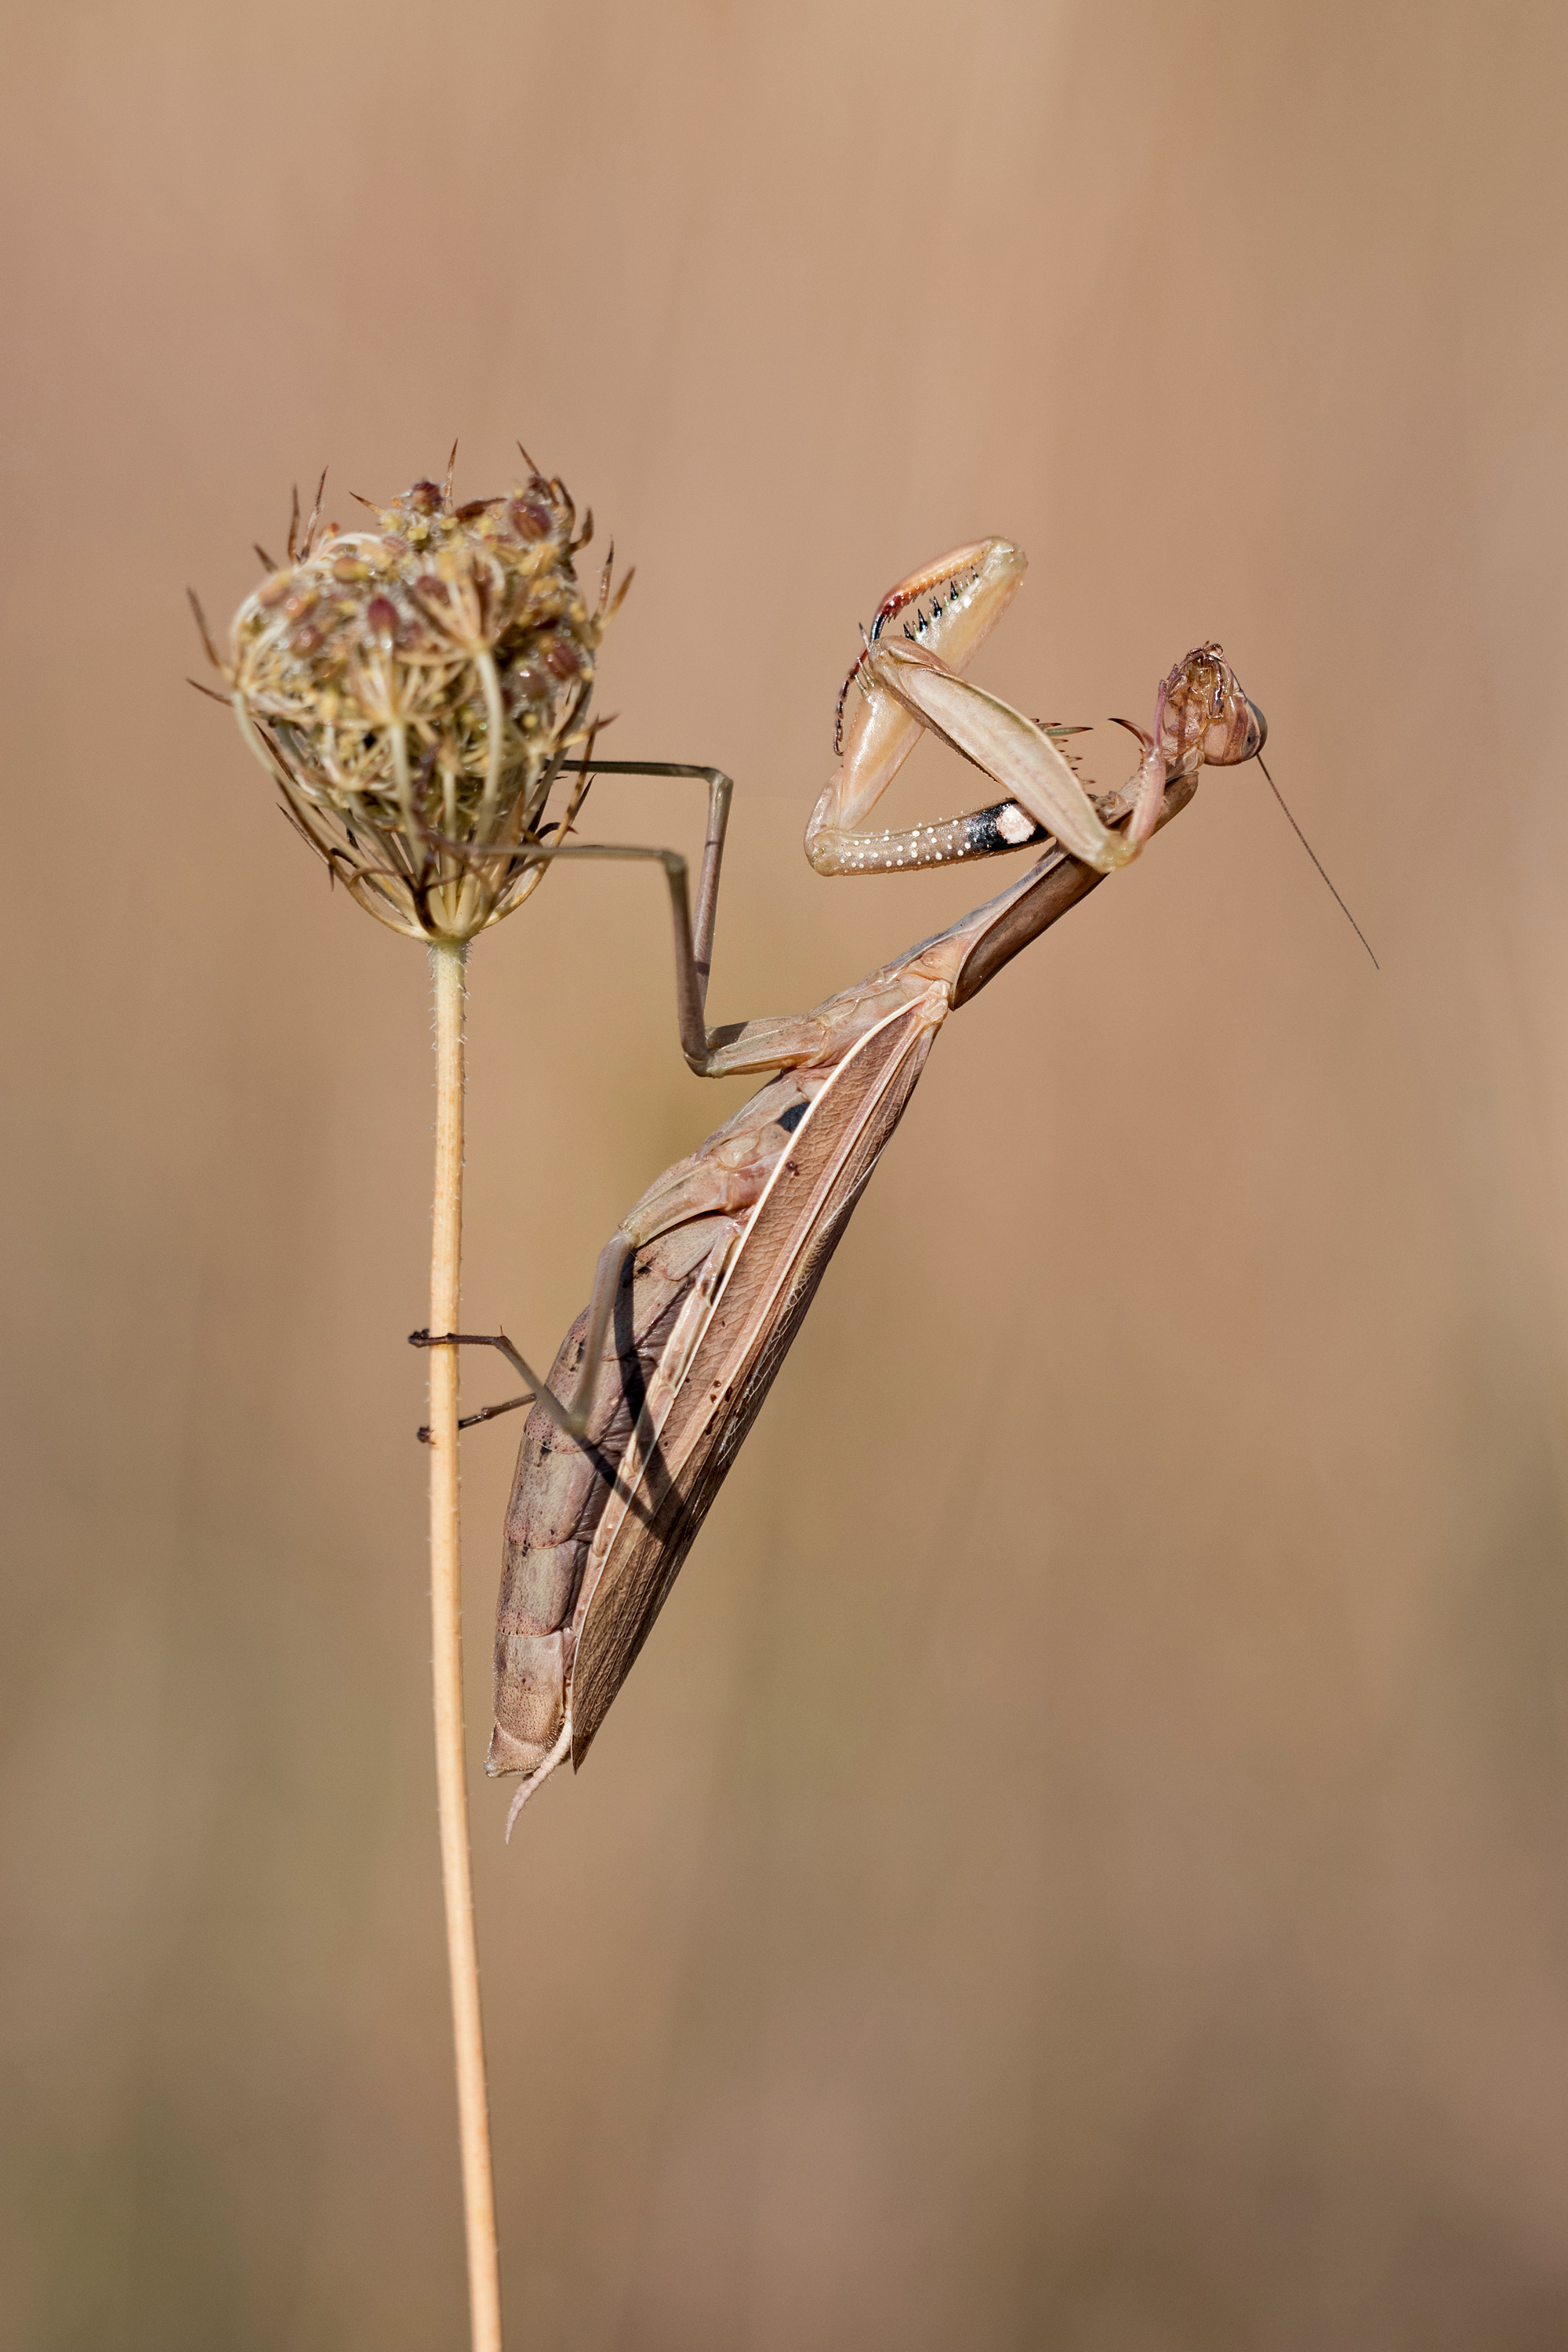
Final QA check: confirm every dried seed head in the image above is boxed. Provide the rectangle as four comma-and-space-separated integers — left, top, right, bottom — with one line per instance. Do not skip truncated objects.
209, 456, 628, 941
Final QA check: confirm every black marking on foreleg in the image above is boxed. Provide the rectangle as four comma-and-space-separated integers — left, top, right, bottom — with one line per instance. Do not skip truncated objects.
964, 801, 1051, 855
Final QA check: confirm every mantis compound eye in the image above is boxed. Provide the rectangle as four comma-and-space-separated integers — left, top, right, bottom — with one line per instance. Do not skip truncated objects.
1243, 697, 1267, 758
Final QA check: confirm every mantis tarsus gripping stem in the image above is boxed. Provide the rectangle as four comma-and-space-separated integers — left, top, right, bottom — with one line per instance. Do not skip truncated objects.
412, 1236, 633, 1440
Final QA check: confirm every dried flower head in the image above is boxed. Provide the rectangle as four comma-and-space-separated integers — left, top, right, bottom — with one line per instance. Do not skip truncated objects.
195, 450, 630, 941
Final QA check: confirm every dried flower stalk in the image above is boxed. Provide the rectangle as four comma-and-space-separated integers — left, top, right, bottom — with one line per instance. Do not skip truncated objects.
426, 931, 499, 2352
195, 451, 630, 2352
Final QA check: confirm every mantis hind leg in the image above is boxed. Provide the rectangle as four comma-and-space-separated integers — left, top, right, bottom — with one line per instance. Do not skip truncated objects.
412, 1232, 634, 1442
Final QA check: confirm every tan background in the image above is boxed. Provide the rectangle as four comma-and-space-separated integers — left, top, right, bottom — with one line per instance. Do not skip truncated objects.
4, 2, 1567, 2345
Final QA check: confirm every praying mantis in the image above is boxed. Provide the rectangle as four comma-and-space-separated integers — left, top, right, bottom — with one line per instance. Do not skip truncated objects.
414, 538, 1269, 1828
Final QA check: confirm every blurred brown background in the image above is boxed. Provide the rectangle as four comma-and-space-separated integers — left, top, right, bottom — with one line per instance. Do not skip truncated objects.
4, 2, 1566, 2346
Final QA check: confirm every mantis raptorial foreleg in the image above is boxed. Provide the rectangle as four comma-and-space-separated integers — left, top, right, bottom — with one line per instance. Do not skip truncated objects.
805, 540, 1266, 877
804, 539, 1088, 876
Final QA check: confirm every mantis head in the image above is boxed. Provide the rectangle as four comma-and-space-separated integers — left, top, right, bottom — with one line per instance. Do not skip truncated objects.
1159, 642, 1266, 776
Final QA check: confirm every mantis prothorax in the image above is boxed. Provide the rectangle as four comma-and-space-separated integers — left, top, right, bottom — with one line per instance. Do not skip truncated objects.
412, 540, 1268, 1825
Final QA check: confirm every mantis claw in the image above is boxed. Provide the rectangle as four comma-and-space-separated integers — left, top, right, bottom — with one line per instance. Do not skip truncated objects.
805, 546, 1269, 881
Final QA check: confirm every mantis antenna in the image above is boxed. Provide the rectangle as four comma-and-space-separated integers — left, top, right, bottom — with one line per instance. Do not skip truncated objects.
1258, 756, 1379, 971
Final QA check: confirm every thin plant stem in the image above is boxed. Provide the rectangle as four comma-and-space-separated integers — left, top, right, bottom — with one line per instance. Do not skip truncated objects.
427, 937, 503, 2352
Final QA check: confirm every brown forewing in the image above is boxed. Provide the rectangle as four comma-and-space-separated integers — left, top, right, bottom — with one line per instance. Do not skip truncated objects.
568, 992, 944, 1766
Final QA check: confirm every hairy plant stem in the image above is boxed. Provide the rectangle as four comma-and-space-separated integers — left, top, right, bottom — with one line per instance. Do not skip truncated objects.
428, 938, 503, 2352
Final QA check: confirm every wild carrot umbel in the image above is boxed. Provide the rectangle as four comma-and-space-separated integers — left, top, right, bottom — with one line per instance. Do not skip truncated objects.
196, 448, 628, 944
194, 449, 630, 2352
